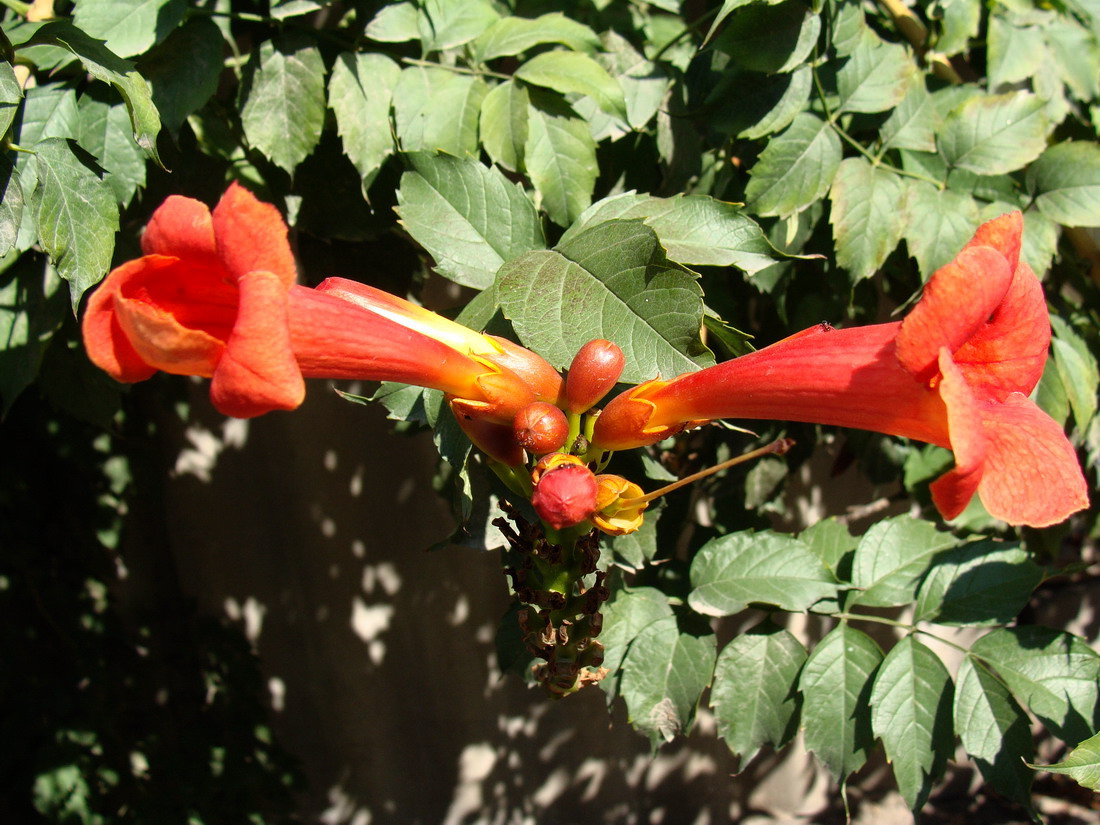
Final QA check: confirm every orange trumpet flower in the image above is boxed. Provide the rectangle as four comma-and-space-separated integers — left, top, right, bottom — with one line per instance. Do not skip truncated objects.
82, 183, 557, 425
592, 212, 1088, 528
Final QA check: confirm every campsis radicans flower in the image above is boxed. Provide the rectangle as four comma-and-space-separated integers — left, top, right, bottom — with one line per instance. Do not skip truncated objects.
82, 183, 560, 427
592, 212, 1088, 528
530, 455, 599, 530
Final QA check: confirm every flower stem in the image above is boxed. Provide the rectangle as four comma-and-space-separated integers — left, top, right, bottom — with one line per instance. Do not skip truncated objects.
625, 437, 794, 506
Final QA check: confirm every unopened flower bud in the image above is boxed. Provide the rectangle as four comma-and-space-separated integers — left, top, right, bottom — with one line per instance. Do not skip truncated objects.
513, 402, 569, 455
564, 339, 625, 414
531, 463, 598, 530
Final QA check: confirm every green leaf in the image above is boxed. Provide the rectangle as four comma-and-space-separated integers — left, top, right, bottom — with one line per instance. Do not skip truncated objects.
599, 30, 670, 131
395, 153, 544, 290
563, 193, 777, 274
473, 12, 600, 60
1050, 316, 1100, 433
704, 0, 785, 45
14, 85, 79, 150
869, 636, 953, 810
938, 90, 1048, 176
364, 2, 419, 42
620, 615, 716, 746
515, 51, 627, 120
479, 80, 528, 173
269, 0, 323, 20
239, 35, 325, 175
880, 79, 938, 153
955, 656, 1035, 808
849, 515, 958, 608
328, 52, 400, 193
0, 62, 23, 139
31, 138, 119, 308
798, 622, 883, 778
76, 94, 146, 208
986, 15, 1045, 89
735, 65, 812, 140
714, 1, 821, 74
1028, 141, 1100, 228
599, 585, 673, 703
914, 539, 1042, 626
688, 530, 837, 616
418, 0, 500, 52
1045, 19, 1100, 101
1029, 730, 1100, 791
972, 626, 1100, 745
0, 157, 24, 258
837, 31, 916, 114
745, 113, 841, 218
71, 0, 186, 58
799, 517, 857, 578
393, 66, 487, 158
605, 501, 664, 571
936, 0, 980, 56
710, 622, 806, 762
14, 21, 163, 166
495, 220, 712, 382
139, 18, 224, 134
903, 182, 979, 279
828, 157, 905, 282
0, 258, 65, 413
523, 92, 597, 227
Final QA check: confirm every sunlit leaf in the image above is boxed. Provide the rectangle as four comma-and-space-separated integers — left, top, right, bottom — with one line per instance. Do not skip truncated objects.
76, 94, 146, 208
869, 636, 953, 810
903, 182, 980, 279
1029, 730, 1100, 791
418, 0, 500, 52
688, 530, 837, 616
798, 622, 883, 778
955, 656, 1035, 808
515, 50, 628, 120
746, 113, 841, 218
711, 621, 806, 762
72, 0, 186, 58
938, 90, 1048, 175
828, 157, 905, 282
972, 626, 1100, 745
620, 615, 716, 746
240, 35, 325, 174
1028, 141, 1100, 228
836, 30, 915, 114
473, 12, 599, 60
880, 80, 938, 153
328, 52, 400, 192
395, 153, 544, 290
393, 66, 487, 158
495, 219, 712, 382
599, 586, 674, 703
479, 80, 529, 172
849, 515, 958, 607
914, 539, 1042, 626
523, 92, 597, 227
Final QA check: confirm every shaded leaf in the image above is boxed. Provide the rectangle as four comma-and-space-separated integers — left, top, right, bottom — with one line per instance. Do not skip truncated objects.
972, 626, 1100, 745
0, 62, 23, 139
711, 622, 806, 762
620, 615, 716, 746
395, 153, 544, 290
746, 113, 841, 218
240, 35, 325, 174
605, 501, 664, 572
688, 530, 837, 616
0, 258, 65, 413
798, 622, 883, 778
880, 79, 938, 153
955, 656, 1035, 808
495, 219, 712, 382
1050, 315, 1099, 433
599, 30, 669, 131
800, 517, 857, 579
870, 636, 953, 810
76, 95, 146, 208
714, 1, 820, 74
599, 586, 674, 704
139, 17, 224, 134
0, 157, 24, 257
914, 539, 1042, 626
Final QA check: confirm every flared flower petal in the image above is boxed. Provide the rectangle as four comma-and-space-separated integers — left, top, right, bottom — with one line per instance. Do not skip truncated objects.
591, 211, 1087, 527
141, 195, 217, 260
212, 182, 297, 287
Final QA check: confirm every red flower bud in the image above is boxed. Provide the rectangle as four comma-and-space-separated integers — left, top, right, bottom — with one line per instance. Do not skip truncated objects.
564, 339, 625, 414
531, 464, 598, 530
513, 402, 569, 455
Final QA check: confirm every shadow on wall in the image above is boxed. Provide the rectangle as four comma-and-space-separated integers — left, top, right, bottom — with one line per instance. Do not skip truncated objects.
110, 379, 859, 825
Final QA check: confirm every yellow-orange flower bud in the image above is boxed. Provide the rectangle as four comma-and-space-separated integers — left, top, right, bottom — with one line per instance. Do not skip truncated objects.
513, 402, 569, 455
592, 474, 647, 535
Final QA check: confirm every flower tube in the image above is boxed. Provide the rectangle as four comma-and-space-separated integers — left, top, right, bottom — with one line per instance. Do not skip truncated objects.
82, 184, 553, 424
592, 212, 1088, 528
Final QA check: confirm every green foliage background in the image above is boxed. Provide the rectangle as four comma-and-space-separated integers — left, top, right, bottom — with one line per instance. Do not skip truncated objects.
3, 0, 1100, 819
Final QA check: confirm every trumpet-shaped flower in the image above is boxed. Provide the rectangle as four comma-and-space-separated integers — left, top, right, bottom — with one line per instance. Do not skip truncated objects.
82, 184, 556, 424
592, 212, 1088, 528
